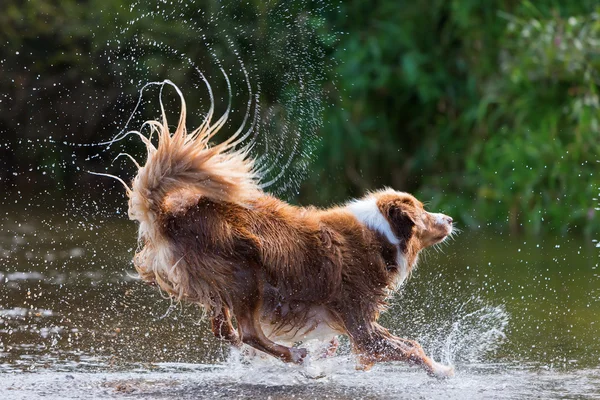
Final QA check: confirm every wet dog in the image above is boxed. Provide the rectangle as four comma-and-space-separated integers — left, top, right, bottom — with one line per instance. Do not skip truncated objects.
123, 90, 455, 377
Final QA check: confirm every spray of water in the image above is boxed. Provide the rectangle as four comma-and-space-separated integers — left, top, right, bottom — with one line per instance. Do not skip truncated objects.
427, 300, 508, 366
384, 277, 510, 370
92, 0, 333, 199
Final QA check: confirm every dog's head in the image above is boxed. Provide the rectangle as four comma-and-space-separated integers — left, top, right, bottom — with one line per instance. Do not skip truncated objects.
346, 188, 454, 282
373, 190, 453, 250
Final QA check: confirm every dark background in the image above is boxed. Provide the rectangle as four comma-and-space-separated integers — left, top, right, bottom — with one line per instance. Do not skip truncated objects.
1, 0, 599, 236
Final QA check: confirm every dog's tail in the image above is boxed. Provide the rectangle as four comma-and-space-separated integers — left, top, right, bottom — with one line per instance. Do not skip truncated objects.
128, 83, 259, 231
127, 81, 260, 306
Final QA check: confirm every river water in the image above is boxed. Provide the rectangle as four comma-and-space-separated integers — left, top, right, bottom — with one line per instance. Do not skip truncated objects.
1, 206, 599, 398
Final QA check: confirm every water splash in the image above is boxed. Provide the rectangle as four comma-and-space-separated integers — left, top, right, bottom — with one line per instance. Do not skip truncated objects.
384, 292, 509, 369
94, 0, 334, 200
216, 297, 507, 381
435, 302, 508, 366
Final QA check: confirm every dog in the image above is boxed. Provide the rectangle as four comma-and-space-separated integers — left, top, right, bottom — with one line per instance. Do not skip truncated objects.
121, 89, 455, 377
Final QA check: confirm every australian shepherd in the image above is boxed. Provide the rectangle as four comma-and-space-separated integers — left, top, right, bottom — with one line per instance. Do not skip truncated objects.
120, 88, 455, 377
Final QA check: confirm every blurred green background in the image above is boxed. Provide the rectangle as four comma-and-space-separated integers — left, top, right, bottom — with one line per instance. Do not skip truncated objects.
1, 0, 599, 236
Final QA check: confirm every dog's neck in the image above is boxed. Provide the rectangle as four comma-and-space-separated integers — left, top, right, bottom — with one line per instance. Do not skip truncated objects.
346, 197, 399, 245
346, 198, 410, 286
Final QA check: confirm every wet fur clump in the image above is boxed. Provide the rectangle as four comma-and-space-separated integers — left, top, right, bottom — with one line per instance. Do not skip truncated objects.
119, 83, 456, 377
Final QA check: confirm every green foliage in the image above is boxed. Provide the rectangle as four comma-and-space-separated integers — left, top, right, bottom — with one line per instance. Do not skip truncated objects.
300, 0, 600, 235
463, 7, 600, 235
1, 0, 598, 235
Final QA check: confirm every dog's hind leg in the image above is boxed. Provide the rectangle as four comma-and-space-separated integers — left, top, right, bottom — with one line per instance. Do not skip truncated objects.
236, 308, 308, 364
228, 263, 307, 364
232, 281, 307, 363
211, 307, 242, 348
347, 321, 454, 378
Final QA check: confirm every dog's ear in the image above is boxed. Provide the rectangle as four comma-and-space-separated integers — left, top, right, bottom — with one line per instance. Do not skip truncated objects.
386, 203, 415, 243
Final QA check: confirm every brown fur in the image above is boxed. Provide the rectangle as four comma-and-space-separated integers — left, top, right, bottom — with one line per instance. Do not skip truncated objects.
126, 94, 455, 376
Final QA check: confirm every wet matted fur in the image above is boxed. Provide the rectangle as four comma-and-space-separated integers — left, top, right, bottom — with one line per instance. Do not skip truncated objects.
122, 86, 456, 377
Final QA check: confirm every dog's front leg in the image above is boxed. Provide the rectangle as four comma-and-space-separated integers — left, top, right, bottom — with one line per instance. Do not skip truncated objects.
348, 322, 454, 378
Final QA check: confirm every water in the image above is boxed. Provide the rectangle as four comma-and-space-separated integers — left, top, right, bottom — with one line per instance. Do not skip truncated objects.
1, 206, 599, 398
2, 1, 600, 397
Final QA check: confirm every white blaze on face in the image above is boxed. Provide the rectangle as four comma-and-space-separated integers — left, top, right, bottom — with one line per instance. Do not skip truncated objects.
427, 212, 453, 234
430, 212, 446, 225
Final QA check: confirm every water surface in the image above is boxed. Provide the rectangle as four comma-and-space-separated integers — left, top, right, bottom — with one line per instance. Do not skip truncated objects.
1, 207, 599, 398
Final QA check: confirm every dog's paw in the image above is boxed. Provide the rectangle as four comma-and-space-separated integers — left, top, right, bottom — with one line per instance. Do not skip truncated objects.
355, 356, 375, 371
429, 361, 455, 379
290, 347, 308, 364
